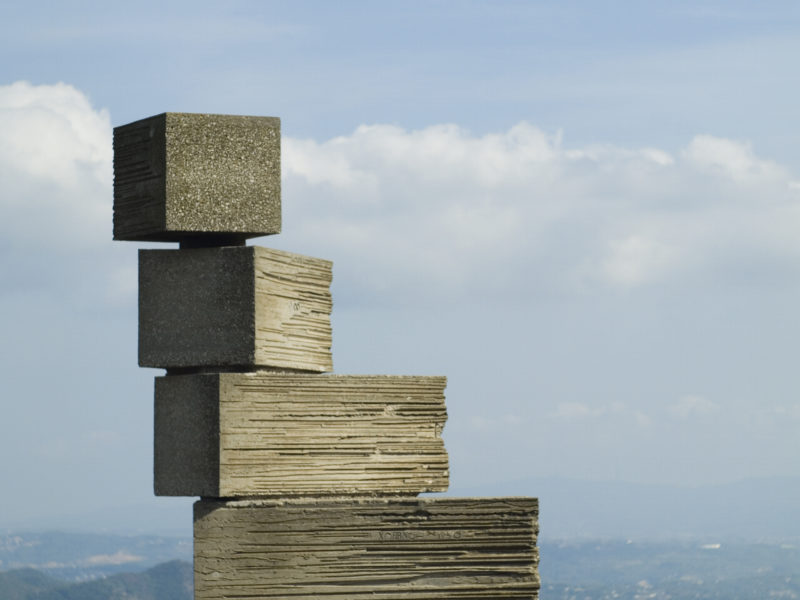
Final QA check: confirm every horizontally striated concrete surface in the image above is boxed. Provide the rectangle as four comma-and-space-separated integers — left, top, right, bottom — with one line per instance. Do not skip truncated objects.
194, 497, 540, 599
154, 372, 449, 497
113, 112, 281, 242
139, 246, 332, 371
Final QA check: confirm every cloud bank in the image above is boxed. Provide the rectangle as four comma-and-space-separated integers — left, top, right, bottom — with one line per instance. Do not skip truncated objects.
282, 122, 800, 305
3, 81, 799, 309
0, 81, 118, 305
0, 81, 111, 245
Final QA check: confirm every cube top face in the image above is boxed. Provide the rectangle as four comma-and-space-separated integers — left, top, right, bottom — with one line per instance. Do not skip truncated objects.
113, 112, 281, 242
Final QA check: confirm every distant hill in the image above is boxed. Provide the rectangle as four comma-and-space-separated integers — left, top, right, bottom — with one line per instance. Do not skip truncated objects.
3, 542, 799, 600
30, 560, 192, 600
0, 567, 63, 600
539, 538, 800, 600
0, 560, 191, 600
0, 532, 191, 581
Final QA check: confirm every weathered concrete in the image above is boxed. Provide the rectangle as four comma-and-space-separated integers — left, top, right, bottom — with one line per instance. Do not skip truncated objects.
139, 246, 333, 371
113, 112, 281, 242
194, 497, 540, 599
154, 372, 449, 497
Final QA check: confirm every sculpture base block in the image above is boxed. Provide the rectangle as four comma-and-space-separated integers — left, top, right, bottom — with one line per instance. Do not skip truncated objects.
194, 497, 539, 599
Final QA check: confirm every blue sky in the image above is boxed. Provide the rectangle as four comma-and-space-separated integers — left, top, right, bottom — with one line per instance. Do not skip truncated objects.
2, 1, 800, 533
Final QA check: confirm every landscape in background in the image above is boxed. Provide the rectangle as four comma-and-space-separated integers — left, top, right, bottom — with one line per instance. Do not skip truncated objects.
1, 530, 797, 600
2, 476, 798, 598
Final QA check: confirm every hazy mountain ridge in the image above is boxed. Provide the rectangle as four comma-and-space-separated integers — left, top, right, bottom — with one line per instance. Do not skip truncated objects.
0, 568, 61, 600
2, 477, 797, 598
540, 539, 800, 599
3, 540, 798, 600
0, 532, 191, 581
0, 560, 191, 600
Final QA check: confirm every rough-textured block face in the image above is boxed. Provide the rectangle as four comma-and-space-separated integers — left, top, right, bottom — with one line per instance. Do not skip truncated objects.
194, 497, 540, 599
139, 246, 333, 371
113, 112, 281, 242
154, 372, 449, 497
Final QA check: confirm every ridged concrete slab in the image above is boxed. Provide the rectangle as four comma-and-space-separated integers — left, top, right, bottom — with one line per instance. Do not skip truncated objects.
194, 497, 539, 599
154, 372, 449, 497
139, 246, 332, 371
113, 112, 281, 243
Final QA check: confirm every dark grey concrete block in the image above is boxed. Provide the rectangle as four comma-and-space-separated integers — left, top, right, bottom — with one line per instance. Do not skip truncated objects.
139, 246, 333, 371
113, 112, 281, 242
154, 374, 219, 497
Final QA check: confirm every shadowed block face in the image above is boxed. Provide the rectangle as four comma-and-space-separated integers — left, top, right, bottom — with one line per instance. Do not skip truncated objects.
138, 246, 333, 371
113, 112, 281, 242
193, 497, 540, 599
154, 372, 449, 497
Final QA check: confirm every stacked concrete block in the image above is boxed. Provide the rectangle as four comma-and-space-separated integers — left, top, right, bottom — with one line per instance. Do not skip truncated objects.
154, 373, 449, 497
195, 498, 539, 599
113, 112, 539, 598
139, 246, 333, 371
113, 112, 281, 243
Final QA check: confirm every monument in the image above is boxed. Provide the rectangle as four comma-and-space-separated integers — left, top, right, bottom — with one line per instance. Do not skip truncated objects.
114, 112, 540, 598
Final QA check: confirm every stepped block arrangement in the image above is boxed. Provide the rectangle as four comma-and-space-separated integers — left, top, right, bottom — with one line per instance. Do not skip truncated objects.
113, 111, 540, 598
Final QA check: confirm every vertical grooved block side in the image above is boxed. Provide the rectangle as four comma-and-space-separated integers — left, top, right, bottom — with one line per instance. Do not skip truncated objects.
253, 247, 333, 372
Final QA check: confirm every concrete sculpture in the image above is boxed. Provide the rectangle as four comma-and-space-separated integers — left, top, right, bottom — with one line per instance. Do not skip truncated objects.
113, 111, 540, 599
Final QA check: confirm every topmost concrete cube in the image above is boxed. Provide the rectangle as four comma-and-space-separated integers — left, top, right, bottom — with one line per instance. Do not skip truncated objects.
113, 112, 281, 243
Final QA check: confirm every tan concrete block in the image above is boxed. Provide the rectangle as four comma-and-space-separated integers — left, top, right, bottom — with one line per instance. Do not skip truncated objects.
113, 112, 281, 243
139, 246, 332, 371
155, 373, 449, 497
194, 497, 540, 599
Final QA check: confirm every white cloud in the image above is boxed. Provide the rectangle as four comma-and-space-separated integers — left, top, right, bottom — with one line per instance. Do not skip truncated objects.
281, 123, 800, 305
467, 413, 523, 432
634, 411, 653, 428
683, 135, 787, 184
550, 401, 626, 420
601, 234, 681, 287
0, 81, 126, 305
4, 81, 800, 312
551, 402, 607, 419
668, 394, 720, 419
549, 401, 652, 430
0, 81, 111, 226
